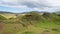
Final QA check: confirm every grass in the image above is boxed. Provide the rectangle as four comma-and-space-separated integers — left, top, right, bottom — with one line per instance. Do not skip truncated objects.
0, 22, 60, 34
0, 12, 60, 34
0, 14, 16, 19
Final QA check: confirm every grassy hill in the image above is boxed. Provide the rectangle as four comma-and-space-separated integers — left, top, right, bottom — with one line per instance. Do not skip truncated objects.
0, 11, 60, 34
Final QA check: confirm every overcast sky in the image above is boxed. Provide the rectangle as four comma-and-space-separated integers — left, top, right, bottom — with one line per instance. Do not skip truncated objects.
0, 0, 60, 13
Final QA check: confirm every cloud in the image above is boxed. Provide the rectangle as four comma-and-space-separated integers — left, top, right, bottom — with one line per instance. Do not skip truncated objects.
0, 0, 60, 12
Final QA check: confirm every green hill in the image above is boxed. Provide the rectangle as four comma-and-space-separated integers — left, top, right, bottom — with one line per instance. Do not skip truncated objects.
0, 11, 60, 34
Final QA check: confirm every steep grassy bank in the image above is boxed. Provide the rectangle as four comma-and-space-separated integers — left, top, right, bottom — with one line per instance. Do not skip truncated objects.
0, 12, 60, 34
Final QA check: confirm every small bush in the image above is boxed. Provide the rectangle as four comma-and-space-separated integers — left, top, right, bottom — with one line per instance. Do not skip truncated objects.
21, 12, 41, 21
52, 28, 60, 32
23, 31, 33, 34
44, 30, 50, 32
42, 12, 50, 18
52, 28, 58, 31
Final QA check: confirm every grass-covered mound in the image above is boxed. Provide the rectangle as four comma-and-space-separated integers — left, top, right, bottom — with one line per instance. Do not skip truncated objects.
0, 11, 60, 25
0, 15, 7, 20
17, 12, 60, 25
0, 12, 60, 34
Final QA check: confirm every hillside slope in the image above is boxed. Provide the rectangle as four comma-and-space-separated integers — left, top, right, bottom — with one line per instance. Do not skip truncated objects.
0, 11, 60, 34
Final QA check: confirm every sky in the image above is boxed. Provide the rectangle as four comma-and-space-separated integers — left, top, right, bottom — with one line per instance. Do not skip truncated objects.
0, 0, 60, 13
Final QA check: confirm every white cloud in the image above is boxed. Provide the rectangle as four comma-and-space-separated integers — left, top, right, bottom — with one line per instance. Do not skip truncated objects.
46, 0, 60, 7
0, 0, 60, 12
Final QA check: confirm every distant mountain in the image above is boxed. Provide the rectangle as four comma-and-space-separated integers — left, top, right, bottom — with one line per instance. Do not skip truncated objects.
57, 11, 60, 14
0, 11, 50, 14
20, 11, 46, 14
0, 11, 13, 14
55, 11, 60, 14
